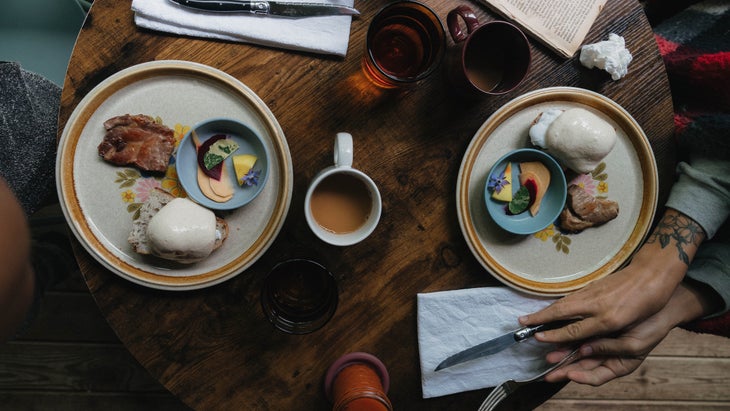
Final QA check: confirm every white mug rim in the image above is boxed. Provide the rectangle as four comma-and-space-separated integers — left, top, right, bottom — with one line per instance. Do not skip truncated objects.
304, 166, 382, 246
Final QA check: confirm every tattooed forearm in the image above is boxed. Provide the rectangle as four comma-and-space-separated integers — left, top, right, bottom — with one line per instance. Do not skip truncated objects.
645, 211, 705, 265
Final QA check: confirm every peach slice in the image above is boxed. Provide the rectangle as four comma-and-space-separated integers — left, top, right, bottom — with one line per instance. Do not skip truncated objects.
192, 131, 232, 203
519, 161, 551, 216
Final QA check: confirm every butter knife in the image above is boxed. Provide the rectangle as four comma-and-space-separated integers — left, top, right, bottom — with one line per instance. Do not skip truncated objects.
434, 319, 575, 371
168, 0, 360, 17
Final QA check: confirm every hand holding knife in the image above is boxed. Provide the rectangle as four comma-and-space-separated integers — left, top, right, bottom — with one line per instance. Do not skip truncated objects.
435, 319, 577, 371
168, 0, 360, 18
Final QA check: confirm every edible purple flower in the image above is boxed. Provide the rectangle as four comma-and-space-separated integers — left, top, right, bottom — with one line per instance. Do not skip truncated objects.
242, 169, 261, 186
488, 171, 510, 194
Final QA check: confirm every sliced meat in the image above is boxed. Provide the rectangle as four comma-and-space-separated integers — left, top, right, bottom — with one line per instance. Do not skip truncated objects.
559, 184, 619, 233
559, 207, 595, 232
98, 114, 175, 172
568, 184, 619, 223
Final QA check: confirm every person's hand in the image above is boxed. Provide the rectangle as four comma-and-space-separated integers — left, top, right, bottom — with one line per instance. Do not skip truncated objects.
519, 209, 706, 345
519, 257, 680, 344
541, 282, 717, 386
541, 310, 669, 386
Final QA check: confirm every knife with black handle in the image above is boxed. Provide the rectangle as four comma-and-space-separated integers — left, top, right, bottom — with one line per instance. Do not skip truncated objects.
168, 0, 360, 18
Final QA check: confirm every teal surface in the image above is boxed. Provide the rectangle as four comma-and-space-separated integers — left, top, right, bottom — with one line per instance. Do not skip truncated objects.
0, 0, 86, 86
484, 148, 568, 235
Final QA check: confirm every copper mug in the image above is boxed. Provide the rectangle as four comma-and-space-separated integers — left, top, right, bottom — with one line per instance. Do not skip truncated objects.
445, 6, 531, 96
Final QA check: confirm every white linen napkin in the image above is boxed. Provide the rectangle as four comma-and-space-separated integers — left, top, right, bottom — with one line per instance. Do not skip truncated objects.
131, 0, 355, 57
417, 287, 558, 398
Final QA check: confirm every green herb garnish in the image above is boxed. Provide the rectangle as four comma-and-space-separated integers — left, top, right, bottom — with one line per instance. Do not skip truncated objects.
203, 138, 239, 170
508, 186, 531, 214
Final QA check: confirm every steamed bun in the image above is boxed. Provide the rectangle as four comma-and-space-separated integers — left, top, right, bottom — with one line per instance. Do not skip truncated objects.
529, 108, 617, 174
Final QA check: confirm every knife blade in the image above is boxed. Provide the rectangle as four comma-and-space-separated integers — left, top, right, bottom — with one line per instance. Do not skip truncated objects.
434, 320, 575, 371
168, 0, 360, 18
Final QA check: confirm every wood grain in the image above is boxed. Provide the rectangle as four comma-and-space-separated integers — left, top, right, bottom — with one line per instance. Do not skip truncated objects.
556, 357, 730, 401
542, 328, 730, 409
540, 400, 730, 411
6, 292, 728, 410
0, 393, 185, 411
57, 1, 679, 410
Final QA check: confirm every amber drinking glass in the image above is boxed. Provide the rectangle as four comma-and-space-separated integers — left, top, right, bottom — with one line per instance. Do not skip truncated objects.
363, 1, 445, 88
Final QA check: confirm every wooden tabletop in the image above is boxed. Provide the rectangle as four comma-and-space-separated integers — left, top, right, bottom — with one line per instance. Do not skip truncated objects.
59, 1, 675, 409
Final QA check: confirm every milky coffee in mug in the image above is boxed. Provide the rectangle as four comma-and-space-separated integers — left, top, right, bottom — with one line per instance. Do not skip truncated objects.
310, 172, 372, 234
305, 133, 382, 246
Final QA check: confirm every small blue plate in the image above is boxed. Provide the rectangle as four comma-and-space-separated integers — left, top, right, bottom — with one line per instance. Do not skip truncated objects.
177, 118, 269, 210
484, 148, 567, 235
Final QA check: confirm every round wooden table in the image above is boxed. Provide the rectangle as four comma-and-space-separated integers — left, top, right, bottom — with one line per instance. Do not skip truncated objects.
59, 1, 675, 409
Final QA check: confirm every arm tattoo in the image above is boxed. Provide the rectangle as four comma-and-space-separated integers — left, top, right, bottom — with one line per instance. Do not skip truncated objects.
645, 212, 704, 265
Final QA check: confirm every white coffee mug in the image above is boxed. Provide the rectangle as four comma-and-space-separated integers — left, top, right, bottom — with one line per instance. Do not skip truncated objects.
305, 132, 382, 246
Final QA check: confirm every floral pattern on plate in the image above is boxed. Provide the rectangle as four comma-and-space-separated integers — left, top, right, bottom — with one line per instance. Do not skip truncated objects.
112, 122, 189, 220
533, 162, 612, 254
56, 60, 293, 290
456, 87, 658, 296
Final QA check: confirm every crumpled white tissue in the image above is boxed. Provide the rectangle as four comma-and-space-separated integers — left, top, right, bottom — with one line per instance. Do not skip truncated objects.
417, 287, 558, 398
580, 33, 633, 80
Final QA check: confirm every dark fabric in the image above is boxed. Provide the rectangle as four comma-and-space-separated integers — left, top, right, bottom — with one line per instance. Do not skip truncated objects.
649, 2, 730, 337
0, 61, 60, 216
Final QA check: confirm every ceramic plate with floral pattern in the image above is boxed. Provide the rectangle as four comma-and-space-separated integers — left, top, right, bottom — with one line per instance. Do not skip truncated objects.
56, 61, 293, 290
457, 87, 658, 296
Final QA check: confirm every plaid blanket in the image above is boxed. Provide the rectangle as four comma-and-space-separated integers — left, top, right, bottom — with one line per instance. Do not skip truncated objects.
653, 0, 730, 136
646, 0, 730, 336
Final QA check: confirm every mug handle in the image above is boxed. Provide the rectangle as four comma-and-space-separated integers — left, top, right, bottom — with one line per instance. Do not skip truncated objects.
334, 132, 353, 168
447, 5, 480, 43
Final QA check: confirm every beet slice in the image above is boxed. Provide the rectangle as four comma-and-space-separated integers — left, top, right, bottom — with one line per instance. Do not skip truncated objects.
523, 178, 538, 209
196, 134, 227, 180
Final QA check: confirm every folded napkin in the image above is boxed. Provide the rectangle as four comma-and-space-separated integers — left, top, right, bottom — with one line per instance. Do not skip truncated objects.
131, 0, 355, 57
417, 287, 558, 398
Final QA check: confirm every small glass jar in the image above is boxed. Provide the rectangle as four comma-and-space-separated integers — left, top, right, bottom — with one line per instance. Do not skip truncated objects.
324, 352, 393, 411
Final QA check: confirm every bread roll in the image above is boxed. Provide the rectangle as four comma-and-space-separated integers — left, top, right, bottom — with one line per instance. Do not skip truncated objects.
529, 108, 617, 174
128, 188, 227, 263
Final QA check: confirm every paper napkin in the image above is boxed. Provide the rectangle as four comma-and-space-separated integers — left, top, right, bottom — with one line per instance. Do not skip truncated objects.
131, 0, 355, 57
417, 287, 558, 398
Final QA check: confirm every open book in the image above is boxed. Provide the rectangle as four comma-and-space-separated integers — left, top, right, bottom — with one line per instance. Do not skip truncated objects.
476, 0, 607, 58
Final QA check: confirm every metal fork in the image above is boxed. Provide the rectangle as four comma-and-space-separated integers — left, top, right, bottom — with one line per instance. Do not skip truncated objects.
476, 348, 580, 411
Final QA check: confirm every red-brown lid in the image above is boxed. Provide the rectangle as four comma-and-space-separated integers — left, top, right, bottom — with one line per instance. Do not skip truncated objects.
323, 352, 390, 402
